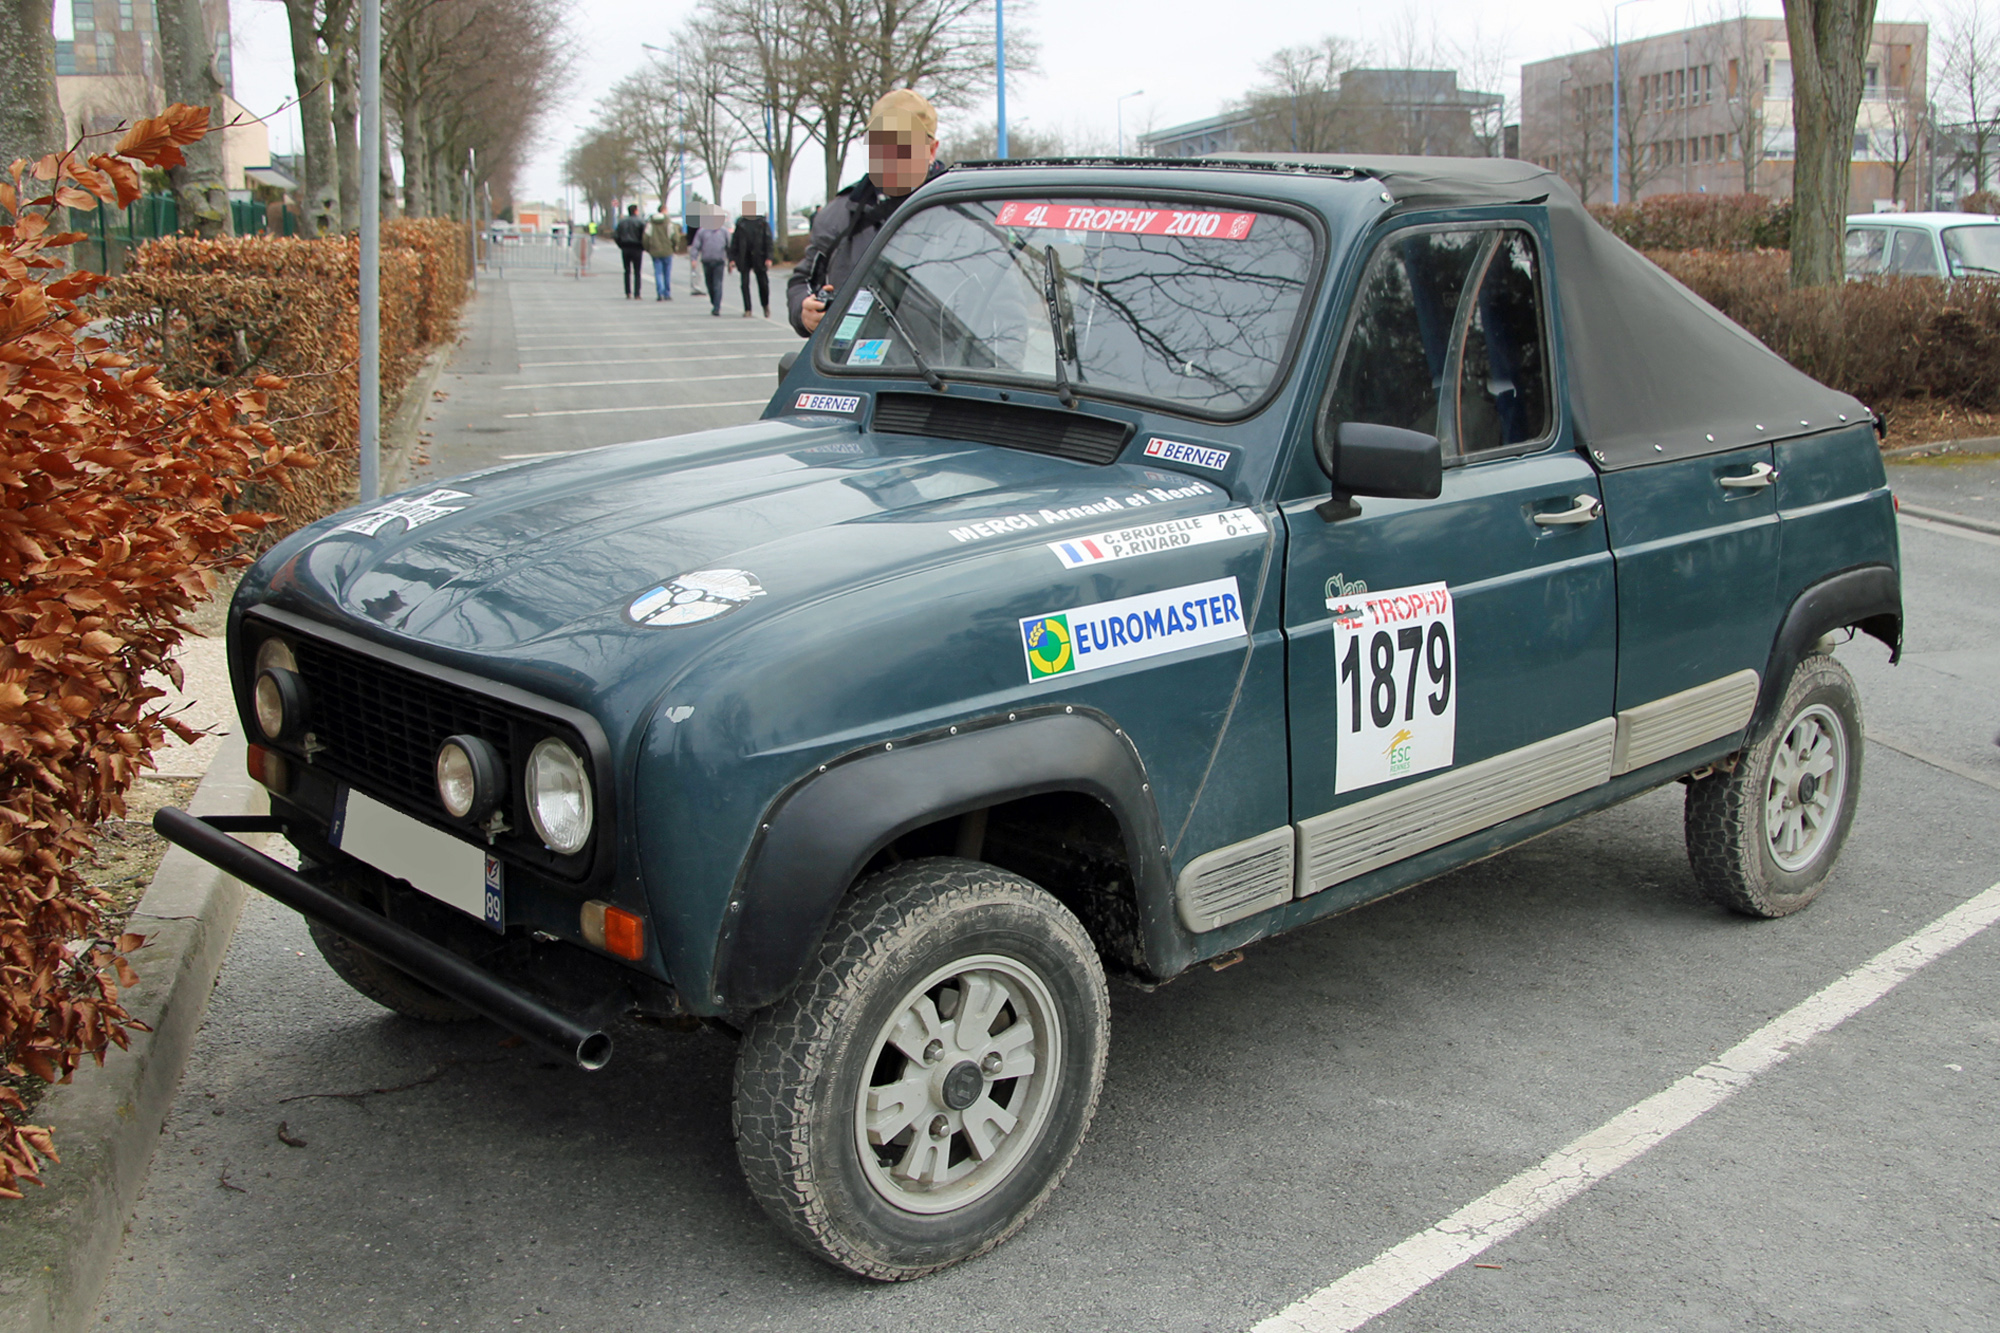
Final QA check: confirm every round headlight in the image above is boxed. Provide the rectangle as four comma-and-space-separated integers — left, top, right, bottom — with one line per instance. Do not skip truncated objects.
435, 735, 505, 822
254, 636, 298, 678
525, 737, 593, 854
253, 667, 306, 742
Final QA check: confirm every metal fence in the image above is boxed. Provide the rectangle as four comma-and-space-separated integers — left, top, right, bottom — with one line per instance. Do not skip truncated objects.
484, 230, 594, 277
67, 194, 303, 274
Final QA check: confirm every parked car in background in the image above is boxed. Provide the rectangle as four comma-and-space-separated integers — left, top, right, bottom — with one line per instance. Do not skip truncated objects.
1845, 211, 2000, 279
164, 156, 1902, 1282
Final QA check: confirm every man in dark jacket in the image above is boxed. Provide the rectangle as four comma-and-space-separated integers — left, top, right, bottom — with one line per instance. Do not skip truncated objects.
787, 89, 947, 337
612, 204, 647, 300
728, 198, 774, 319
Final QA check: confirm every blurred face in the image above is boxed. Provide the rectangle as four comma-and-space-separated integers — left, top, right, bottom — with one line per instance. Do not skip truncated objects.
741, 198, 759, 217
868, 129, 937, 195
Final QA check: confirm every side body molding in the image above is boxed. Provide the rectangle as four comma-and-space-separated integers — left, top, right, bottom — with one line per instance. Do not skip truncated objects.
1750, 564, 1901, 740
716, 708, 1173, 1010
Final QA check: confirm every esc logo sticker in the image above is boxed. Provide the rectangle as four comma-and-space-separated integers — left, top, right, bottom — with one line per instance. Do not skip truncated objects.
1330, 581, 1456, 793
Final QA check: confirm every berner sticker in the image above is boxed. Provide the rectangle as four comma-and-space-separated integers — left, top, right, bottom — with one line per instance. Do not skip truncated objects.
1142, 437, 1231, 472
1048, 508, 1266, 568
794, 392, 861, 414
331, 488, 473, 537
1331, 580, 1456, 793
1020, 577, 1246, 681
628, 569, 767, 627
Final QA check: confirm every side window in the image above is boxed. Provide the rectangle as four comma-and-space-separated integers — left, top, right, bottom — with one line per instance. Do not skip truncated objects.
1325, 230, 1485, 440
1457, 232, 1552, 455
1888, 229, 1940, 276
1844, 227, 1886, 275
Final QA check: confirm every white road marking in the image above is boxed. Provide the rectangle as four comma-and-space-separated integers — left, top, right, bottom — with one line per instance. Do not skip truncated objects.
504, 373, 775, 390
1898, 513, 2000, 548
1251, 879, 2000, 1333
501, 399, 768, 419
518, 354, 780, 369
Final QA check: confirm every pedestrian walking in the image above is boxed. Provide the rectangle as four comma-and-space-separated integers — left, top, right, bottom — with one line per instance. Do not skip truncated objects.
613, 204, 647, 300
729, 198, 775, 319
789, 89, 947, 336
643, 206, 681, 301
690, 208, 732, 317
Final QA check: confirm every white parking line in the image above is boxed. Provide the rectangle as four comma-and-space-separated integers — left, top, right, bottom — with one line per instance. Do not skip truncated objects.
1251, 879, 2000, 1333
501, 399, 768, 419
518, 354, 779, 369
504, 373, 776, 390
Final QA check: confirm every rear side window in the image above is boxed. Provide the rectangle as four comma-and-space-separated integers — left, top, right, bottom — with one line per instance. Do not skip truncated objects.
1844, 227, 1887, 275
1323, 226, 1553, 461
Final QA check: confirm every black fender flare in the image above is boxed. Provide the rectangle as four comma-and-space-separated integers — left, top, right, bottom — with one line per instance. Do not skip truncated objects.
713, 706, 1173, 1011
1750, 563, 1901, 740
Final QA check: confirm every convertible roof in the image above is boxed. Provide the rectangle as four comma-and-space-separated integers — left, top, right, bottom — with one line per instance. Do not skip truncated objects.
1226, 155, 1871, 468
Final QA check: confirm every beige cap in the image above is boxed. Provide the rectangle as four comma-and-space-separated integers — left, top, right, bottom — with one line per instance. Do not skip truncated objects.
868, 89, 937, 142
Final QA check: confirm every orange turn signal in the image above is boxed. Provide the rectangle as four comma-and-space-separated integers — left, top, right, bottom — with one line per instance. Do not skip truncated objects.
581, 900, 645, 960
246, 743, 290, 794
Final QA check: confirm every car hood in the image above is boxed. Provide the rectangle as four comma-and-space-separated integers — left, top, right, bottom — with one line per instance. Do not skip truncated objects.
250, 415, 1230, 700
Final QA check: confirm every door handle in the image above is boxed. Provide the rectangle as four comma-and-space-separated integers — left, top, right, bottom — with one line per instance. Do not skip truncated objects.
1718, 462, 1777, 489
1532, 495, 1603, 526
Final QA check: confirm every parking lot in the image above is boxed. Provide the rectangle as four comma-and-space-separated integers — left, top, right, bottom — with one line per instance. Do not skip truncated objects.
94, 259, 1999, 1332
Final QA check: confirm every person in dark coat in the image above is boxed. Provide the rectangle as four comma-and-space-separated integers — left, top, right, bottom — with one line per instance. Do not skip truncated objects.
787, 89, 947, 337
729, 198, 775, 319
612, 204, 647, 299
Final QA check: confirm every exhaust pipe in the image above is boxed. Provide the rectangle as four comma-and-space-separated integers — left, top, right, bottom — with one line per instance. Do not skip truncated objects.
154, 807, 613, 1070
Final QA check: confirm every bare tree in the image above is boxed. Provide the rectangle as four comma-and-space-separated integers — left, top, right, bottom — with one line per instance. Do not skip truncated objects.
1551, 56, 1613, 203
1448, 23, 1515, 158
326, 0, 363, 229
1881, 91, 1925, 207
607, 59, 687, 210
564, 125, 636, 227
941, 119, 1066, 161
1936, 0, 2000, 194
711, 0, 817, 240
281, 0, 339, 235
1235, 35, 1368, 153
794, 0, 1030, 202
157, 0, 232, 234
1783, 0, 1881, 286
674, 28, 748, 207
0, 0, 66, 172
1700, 2, 1769, 193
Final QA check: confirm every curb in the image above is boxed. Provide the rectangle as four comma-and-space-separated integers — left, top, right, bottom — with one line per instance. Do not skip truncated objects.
1896, 500, 2000, 538
1882, 434, 2000, 460
381, 338, 455, 493
0, 733, 262, 1333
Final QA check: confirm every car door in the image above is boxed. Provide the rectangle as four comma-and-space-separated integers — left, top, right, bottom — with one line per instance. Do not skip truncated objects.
1280, 219, 1618, 907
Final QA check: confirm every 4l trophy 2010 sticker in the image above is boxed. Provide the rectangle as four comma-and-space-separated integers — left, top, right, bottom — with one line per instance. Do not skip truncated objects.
1328, 580, 1456, 793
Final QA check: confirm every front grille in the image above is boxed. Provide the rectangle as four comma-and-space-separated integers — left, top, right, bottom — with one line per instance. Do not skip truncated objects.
873, 393, 1132, 465
290, 636, 526, 816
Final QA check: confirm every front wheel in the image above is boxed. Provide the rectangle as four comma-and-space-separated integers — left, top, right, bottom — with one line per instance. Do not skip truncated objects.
733, 858, 1109, 1280
1685, 653, 1863, 917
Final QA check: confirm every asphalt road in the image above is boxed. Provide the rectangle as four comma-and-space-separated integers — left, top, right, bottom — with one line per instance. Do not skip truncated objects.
91, 279, 2000, 1330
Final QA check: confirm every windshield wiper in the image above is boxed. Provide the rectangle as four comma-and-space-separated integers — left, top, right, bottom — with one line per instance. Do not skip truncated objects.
869, 285, 946, 392
1041, 246, 1080, 409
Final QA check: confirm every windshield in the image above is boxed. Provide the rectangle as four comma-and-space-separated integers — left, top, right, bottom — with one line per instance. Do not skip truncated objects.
821, 198, 1318, 416
1942, 225, 2000, 277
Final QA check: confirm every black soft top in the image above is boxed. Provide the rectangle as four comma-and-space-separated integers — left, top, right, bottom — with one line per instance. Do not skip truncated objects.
1225, 154, 1869, 469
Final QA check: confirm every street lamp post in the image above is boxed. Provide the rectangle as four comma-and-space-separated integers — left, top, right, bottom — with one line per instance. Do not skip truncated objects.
1117, 89, 1144, 157
995, 0, 1008, 158
359, 0, 381, 501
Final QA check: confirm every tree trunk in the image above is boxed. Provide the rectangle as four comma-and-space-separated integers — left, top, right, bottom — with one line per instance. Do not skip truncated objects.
283, 0, 337, 237
1784, 0, 1879, 287
380, 116, 399, 218
329, 9, 361, 231
158, 0, 232, 236
0, 0, 65, 171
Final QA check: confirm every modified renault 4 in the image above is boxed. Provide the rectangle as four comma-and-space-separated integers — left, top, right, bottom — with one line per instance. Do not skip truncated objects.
161, 156, 1901, 1280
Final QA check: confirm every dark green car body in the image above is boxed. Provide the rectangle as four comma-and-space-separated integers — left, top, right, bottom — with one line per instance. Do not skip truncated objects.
222, 157, 1901, 1030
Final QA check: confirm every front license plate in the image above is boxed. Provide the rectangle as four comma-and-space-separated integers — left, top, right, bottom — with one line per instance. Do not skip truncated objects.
333, 788, 502, 931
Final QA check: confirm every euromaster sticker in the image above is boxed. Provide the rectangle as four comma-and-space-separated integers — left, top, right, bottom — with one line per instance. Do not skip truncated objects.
1331, 580, 1456, 794
1020, 577, 1246, 681
1048, 508, 1266, 568
794, 392, 861, 413
1142, 438, 1231, 472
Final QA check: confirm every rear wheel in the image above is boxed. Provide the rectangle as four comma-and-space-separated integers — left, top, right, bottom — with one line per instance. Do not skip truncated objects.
733, 858, 1109, 1280
1685, 653, 1863, 917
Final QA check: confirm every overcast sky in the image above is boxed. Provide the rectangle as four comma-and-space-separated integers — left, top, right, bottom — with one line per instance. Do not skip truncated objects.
223, 0, 1943, 218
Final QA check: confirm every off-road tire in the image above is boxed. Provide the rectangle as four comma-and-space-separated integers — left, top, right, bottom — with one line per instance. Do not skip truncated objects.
1685, 653, 1863, 917
733, 858, 1109, 1281
308, 915, 480, 1025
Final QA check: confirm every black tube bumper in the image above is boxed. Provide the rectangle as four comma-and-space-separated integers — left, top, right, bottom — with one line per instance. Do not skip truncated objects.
153, 807, 612, 1070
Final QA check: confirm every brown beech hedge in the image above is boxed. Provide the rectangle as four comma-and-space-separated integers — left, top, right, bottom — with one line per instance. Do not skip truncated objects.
0, 108, 309, 1198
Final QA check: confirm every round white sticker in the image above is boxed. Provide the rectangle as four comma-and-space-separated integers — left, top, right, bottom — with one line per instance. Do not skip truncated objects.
628, 569, 767, 627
